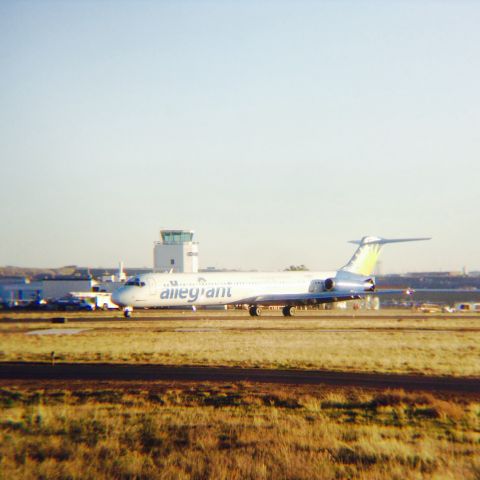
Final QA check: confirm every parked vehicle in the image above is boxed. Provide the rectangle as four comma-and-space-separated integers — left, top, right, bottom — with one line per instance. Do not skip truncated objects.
69, 292, 119, 310
55, 297, 95, 311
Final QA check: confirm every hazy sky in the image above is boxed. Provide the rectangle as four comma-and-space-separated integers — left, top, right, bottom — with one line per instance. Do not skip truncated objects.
1, 1, 479, 273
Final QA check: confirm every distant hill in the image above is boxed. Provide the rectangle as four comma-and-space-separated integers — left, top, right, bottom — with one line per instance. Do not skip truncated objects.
2, 265, 479, 290
0, 265, 79, 279
377, 274, 480, 290
0, 266, 151, 280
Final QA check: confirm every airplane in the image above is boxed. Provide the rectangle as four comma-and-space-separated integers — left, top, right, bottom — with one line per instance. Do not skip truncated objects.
111, 236, 430, 317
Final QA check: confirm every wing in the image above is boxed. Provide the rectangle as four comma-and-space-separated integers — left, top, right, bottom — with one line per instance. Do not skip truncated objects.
240, 289, 412, 307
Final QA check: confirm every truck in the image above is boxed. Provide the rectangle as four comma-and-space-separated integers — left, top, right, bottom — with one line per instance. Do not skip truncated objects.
69, 292, 119, 310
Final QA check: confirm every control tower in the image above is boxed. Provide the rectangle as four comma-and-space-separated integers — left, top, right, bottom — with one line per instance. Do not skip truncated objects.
153, 229, 199, 273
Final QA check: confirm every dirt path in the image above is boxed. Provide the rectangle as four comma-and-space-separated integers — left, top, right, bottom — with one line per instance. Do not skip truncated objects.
1, 362, 478, 395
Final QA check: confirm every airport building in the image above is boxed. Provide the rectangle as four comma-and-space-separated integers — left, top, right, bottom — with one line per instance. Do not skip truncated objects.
153, 229, 199, 273
0, 277, 97, 307
0, 264, 129, 309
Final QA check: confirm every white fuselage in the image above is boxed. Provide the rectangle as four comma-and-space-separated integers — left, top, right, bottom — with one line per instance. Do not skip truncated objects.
112, 270, 337, 309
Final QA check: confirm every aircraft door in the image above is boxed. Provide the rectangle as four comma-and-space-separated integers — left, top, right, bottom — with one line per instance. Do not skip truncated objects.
147, 278, 156, 295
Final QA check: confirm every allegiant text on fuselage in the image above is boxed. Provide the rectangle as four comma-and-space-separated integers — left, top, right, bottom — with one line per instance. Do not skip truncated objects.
160, 286, 233, 303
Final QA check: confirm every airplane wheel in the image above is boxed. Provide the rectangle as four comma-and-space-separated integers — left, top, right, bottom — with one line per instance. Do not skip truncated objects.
123, 308, 132, 318
282, 306, 296, 317
249, 306, 262, 317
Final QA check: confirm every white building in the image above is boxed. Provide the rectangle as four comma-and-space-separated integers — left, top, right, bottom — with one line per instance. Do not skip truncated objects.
153, 229, 199, 273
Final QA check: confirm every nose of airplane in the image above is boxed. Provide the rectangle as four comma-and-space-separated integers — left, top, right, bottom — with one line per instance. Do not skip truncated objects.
111, 288, 127, 307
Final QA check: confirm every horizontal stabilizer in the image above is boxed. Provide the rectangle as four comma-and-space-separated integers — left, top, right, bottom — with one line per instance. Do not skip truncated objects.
348, 237, 431, 246
342, 236, 431, 276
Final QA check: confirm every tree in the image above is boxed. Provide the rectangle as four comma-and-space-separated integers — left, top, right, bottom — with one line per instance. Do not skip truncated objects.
284, 265, 309, 271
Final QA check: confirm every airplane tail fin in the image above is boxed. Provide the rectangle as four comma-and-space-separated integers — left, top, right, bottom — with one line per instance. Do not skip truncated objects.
341, 236, 430, 276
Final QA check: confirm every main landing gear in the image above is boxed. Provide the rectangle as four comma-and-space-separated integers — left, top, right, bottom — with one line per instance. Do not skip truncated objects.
123, 307, 133, 318
282, 305, 296, 317
249, 306, 262, 317
249, 305, 296, 317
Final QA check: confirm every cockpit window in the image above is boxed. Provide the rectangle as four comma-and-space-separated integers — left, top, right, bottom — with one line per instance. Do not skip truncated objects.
125, 278, 145, 287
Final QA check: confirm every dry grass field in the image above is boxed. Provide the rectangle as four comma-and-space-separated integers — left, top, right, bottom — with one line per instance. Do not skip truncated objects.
1, 311, 479, 479
0, 310, 479, 376
0, 382, 479, 480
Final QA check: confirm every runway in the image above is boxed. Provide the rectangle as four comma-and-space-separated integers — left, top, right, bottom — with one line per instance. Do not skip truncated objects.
0, 362, 478, 395
2, 313, 480, 325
